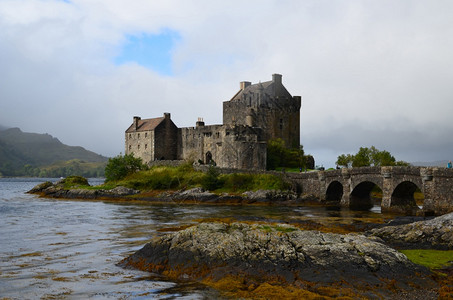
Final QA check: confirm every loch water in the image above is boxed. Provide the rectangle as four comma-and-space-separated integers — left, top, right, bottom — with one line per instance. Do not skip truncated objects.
0, 178, 392, 299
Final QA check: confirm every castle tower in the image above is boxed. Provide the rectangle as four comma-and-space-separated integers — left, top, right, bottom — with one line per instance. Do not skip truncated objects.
223, 74, 301, 148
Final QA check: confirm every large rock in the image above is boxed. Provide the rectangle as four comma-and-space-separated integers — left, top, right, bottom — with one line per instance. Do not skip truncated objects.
242, 189, 297, 201
369, 212, 453, 249
169, 187, 217, 201
122, 222, 435, 298
28, 181, 139, 199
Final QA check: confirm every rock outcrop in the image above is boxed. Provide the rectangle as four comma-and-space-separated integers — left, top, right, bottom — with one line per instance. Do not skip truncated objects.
29, 181, 305, 204
28, 181, 139, 199
122, 222, 435, 298
369, 212, 453, 249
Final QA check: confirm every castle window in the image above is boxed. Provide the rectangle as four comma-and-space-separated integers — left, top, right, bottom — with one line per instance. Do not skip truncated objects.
138, 133, 140, 139
145, 144, 148, 149
280, 119, 283, 130
137, 144, 140, 150
129, 145, 131, 151
129, 134, 132, 139
145, 132, 148, 138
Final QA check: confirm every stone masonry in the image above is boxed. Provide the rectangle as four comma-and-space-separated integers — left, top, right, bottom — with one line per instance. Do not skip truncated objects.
125, 74, 301, 170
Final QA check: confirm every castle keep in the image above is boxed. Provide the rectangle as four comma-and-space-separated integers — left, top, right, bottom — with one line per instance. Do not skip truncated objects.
125, 74, 301, 170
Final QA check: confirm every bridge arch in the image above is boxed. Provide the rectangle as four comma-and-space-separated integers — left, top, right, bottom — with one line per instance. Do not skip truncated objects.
390, 181, 421, 211
325, 181, 343, 205
350, 181, 381, 210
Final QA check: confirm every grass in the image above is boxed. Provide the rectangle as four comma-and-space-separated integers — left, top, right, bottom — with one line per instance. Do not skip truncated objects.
59, 176, 89, 189
400, 249, 453, 269
104, 164, 290, 193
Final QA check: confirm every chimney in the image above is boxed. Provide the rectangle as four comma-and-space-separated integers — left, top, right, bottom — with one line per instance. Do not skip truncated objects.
164, 112, 170, 119
240, 81, 251, 90
196, 117, 205, 127
133, 116, 141, 130
272, 74, 282, 84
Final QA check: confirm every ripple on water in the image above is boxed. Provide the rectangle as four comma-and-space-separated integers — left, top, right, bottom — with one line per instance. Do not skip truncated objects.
1, 178, 395, 299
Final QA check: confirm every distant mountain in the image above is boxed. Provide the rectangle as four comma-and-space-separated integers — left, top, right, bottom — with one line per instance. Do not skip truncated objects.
0, 127, 108, 176
0, 124, 9, 131
411, 160, 449, 167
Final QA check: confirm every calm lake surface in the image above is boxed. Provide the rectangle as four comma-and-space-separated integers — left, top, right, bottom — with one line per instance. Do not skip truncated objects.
0, 178, 392, 299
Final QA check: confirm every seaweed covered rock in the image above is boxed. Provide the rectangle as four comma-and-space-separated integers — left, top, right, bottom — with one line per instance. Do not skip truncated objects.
122, 222, 436, 298
369, 212, 453, 249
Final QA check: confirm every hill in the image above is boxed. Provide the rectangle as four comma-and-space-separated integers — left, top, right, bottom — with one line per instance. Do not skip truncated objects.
411, 160, 449, 167
0, 127, 108, 177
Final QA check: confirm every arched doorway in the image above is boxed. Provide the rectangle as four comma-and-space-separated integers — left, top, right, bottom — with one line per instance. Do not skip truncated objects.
205, 151, 213, 165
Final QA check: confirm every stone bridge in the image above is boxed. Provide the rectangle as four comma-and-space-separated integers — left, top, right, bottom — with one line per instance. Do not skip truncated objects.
285, 166, 453, 215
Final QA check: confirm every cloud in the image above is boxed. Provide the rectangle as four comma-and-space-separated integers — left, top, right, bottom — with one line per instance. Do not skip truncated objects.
0, 0, 452, 167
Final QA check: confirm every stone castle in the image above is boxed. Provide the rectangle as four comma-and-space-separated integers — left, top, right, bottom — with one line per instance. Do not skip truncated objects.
125, 74, 301, 170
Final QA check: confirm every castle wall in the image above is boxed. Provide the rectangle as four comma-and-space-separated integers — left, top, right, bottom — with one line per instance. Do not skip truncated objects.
223, 96, 301, 147
125, 113, 179, 164
179, 124, 267, 170
154, 117, 179, 160
125, 130, 154, 163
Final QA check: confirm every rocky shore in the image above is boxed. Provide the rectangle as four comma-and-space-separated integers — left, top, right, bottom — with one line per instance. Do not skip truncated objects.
27, 180, 140, 199
121, 221, 440, 299
28, 181, 314, 204
369, 212, 453, 249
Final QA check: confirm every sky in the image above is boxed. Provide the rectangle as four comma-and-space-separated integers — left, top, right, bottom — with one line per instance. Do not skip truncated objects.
0, 0, 452, 168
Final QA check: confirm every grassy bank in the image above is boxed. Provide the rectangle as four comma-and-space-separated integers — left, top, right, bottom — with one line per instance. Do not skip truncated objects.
400, 249, 453, 270
105, 163, 290, 193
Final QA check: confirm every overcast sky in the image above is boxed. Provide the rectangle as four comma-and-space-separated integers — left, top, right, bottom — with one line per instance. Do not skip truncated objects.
1, 0, 452, 168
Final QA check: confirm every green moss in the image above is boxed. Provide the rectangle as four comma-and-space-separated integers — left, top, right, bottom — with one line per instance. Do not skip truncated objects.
259, 225, 297, 233
400, 249, 453, 269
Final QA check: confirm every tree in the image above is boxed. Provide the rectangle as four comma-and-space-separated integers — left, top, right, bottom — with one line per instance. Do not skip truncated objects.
201, 166, 222, 191
352, 147, 371, 167
266, 138, 306, 170
371, 149, 396, 166
267, 138, 286, 170
104, 154, 148, 182
337, 146, 409, 168
336, 154, 353, 168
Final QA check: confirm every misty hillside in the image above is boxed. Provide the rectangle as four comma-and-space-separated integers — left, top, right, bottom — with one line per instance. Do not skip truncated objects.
411, 160, 449, 167
0, 127, 107, 176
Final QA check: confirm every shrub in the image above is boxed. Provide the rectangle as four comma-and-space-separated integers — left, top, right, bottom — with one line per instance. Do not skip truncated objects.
201, 166, 222, 191
104, 154, 148, 182
59, 176, 89, 188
